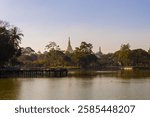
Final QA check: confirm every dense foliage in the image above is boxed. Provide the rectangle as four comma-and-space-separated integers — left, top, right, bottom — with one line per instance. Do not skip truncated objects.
0, 20, 23, 66
114, 44, 150, 67
18, 42, 150, 69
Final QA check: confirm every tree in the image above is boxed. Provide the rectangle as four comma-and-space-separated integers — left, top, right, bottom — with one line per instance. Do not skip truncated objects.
45, 50, 65, 67
129, 49, 150, 66
17, 47, 37, 67
99, 53, 117, 66
45, 42, 60, 51
9, 27, 23, 49
0, 20, 23, 66
148, 48, 150, 55
75, 41, 93, 54
44, 42, 66, 67
114, 43, 131, 66
72, 42, 97, 69
22, 47, 35, 55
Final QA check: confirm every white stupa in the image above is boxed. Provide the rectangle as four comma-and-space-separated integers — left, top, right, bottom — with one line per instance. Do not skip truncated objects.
66, 37, 73, 53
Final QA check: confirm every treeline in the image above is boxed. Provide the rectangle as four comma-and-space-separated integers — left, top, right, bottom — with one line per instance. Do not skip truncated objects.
18, 43, 150, 69
0, 20, 150, 69
18, 41, 98, 69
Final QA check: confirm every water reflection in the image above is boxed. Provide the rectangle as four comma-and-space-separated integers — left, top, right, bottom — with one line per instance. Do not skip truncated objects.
103, 70, 150, 79
0, 78, 21, 99
0, 70, 150, 100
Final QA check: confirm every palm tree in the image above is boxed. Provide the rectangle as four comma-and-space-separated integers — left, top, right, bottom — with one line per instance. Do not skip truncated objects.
9, 26, 24, 49
8, 27, 24, 65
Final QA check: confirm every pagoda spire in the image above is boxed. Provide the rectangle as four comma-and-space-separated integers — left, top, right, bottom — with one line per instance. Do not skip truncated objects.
99, 46, 103, 55
66, 37, 73, 53
68, 37, 71, 47
99, 46, 101, 53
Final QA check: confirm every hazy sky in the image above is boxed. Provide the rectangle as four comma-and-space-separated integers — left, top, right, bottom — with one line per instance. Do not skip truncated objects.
0, 0, 150, 53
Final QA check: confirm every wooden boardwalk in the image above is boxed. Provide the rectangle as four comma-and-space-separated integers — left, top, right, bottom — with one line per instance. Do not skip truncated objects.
0, 68, 68, 78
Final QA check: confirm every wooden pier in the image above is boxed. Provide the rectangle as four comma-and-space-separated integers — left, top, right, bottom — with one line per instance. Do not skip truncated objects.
0, 68, 68, 78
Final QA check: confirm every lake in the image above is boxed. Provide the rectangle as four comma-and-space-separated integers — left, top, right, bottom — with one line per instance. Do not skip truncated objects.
0, 70, 150, 100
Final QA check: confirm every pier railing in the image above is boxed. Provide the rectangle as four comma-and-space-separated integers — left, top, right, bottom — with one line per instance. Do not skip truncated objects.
0, 68, 68, 78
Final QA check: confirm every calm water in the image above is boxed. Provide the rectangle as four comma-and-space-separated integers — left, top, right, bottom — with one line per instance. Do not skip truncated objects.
0, 70, 150, 100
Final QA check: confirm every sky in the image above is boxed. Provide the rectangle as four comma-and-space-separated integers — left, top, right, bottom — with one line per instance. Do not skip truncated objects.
0, 0, 150, 53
